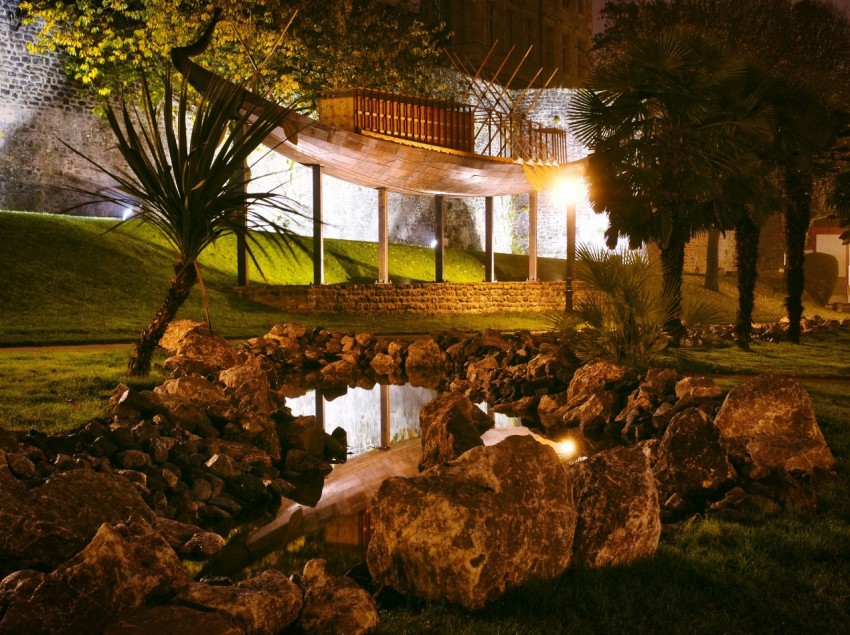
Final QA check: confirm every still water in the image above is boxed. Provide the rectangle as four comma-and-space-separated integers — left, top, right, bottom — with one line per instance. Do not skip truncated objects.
284, 383, 520, 456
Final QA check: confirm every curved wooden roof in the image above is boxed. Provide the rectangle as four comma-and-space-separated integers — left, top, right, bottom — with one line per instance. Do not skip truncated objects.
172, 18, 584, 198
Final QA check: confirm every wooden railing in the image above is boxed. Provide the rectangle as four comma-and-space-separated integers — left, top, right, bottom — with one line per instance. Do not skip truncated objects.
319, 88, 567, 163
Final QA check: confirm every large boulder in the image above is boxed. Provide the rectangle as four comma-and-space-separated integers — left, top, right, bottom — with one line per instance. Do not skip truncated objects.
713, 375, 836, 478
295, 559, 378, 635
418, 392, 491, 471
159, 320, 240, 375
653, 408, 738, 520
367, 435, 577, 610
568, 447, 661, 568
0, 466, 158, 576
404, 338, 445, 374
0, 515, 191, 634
186, 570, 302, 635
219, 361, 277, 415
567, 359, 639, 403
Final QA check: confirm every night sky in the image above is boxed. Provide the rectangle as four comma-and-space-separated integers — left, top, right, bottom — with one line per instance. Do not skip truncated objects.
592, 0, 850, 33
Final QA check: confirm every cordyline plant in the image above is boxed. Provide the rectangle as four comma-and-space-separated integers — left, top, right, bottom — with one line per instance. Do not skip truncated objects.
65, 72, 303, 376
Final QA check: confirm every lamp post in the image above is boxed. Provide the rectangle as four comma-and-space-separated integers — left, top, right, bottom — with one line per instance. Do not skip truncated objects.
557, 180, 581, 312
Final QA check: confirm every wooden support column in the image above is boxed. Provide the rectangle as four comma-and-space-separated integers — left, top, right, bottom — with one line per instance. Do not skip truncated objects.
485, 196, 495, 282
434, 194, 445, 282
312, 164, 324, 285
380, 384, 391, 449
377, 188, 389, 283
528, 191, 538, 281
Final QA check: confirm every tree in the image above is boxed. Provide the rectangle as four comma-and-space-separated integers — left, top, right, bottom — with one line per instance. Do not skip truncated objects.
569, 28, 769, 341
20, 0, 448, 104
594, 0, 850, 342
65, 71, 304, 376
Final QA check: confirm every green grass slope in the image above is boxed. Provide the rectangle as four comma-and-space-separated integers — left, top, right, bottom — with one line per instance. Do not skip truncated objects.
0, 210, 845, 345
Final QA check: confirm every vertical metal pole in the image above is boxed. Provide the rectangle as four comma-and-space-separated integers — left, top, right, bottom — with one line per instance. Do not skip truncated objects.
566, 201, 576, 311
528, 191, 538, 281
485, 196, 495, 282
378, 188, 389, 283
312, 164, 324, 285
380, 384, 391, 449
435, 194, 445, 282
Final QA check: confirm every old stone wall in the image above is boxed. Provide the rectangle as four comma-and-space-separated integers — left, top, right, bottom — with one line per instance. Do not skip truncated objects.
233, 281, 573, 315
0, 0, 121, 215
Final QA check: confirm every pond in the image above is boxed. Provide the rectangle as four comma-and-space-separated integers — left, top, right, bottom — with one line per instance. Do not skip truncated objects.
202, 382, 525, 579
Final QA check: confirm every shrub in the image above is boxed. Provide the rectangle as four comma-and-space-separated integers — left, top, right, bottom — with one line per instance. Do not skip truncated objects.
804, 252, 839, 306
553, 246, 724, 368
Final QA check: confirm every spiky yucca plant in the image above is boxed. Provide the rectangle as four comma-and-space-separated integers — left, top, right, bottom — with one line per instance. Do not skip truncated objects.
556, 246, 723, 368
65, 73, 302, 376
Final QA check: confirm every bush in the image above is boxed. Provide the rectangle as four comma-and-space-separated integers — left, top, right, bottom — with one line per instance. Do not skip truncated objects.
553, 246, 725, 368
804, 252, 839, 305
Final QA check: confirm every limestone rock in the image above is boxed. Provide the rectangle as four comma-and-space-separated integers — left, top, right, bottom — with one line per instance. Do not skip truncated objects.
0, 468, 157, 576
0, 515, 191, 634
713, 375, 835, 477
418, 392, 490, 471
280, 415, 326, 457
568, 447, 661, 568
320, 358, 359, 384
405, 338, 445, 373
653, 408, 738, 520
159, 320, 240, 374
219, 361, 276, 415
186, 570, 302, 635
369, 352, 398, 375
156, 517, 224, 561
567, 359, 639, 403
367, 435, 577, 610
296, 559, 378, 635
674, 376, 723, 401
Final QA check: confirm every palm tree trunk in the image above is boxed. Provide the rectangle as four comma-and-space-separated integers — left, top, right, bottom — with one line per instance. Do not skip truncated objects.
127, 261, 198, 377
659, 224, 689, 343
784, 169, 812, 344
704, 228, 721, 291
734, 213, 761, 350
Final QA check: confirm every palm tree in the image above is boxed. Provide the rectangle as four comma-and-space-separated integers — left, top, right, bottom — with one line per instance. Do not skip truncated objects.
570, 28, 767, 342
65, 73, 302, 376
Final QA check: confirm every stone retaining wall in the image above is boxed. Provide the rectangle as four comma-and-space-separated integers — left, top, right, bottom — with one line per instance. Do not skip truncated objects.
234, 281, 576, 315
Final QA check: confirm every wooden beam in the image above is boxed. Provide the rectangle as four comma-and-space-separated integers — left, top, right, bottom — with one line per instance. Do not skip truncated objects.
435, 195, 445, 282
377, 188, 389, 283
485, 196, 495, 282
312, 164, 324, 285
528, 191, 538, 281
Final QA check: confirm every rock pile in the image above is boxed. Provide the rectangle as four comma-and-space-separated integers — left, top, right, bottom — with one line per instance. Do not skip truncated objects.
0, 320, 841, 626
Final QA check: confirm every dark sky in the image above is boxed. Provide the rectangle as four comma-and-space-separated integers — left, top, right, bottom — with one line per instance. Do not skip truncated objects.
592, 0, 850, 33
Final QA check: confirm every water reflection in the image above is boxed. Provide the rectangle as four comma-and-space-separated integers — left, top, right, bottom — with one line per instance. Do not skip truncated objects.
284, 383, 520, 456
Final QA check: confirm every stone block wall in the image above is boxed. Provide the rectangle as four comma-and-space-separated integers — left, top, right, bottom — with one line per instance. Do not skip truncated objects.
0, 0, 121, 215
233, 281, 575, 315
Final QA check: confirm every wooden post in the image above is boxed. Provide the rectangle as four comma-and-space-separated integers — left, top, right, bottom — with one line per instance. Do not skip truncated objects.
485, 196, 495, 282
435, 194, 445, 282
312, 164, 324, 285
528, 191, 538, 281
380, 384, 391, 449
566, 200, 576, 311
378, 188, 389, 283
